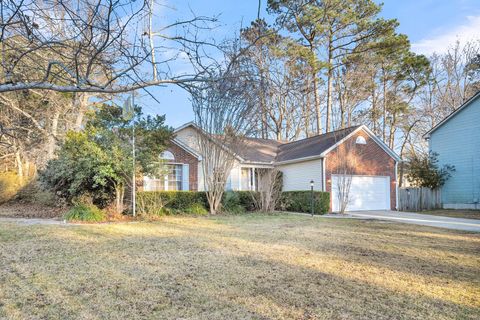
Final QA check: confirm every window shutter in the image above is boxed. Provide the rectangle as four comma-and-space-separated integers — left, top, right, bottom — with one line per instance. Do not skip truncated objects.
182, 164, 189, 191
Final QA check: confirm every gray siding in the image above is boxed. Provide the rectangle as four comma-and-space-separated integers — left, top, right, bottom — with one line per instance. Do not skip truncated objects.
276, 159, 323, 191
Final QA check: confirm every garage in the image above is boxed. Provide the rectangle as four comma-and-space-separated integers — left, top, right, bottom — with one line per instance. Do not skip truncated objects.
331, 175, 390, 212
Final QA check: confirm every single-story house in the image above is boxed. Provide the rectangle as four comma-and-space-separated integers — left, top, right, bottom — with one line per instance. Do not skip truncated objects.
424, 91, 480, 209
143, 122, 401, 212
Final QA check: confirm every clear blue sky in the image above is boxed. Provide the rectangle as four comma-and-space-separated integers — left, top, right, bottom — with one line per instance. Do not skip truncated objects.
137, 0, 480, 128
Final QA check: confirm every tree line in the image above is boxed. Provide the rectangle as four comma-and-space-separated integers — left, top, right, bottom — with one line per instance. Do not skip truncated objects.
238, 0, 480, 154
0, 0, 479, 182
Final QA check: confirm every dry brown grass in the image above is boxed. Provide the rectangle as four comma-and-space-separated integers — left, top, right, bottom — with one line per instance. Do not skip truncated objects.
0, 214, 479, 319
418, 209, 480, 220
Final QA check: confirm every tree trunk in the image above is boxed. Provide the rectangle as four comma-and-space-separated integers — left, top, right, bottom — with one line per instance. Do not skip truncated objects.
325, 36, 333, 133
304, 76, 311, 137
382, 66, 387, 142
15, 149, 23, 178
115, 183, 125, 213
74, 93, 89, 131
46, 110, 60, 160
313, 74, 321, 134
371, 76, 377, 134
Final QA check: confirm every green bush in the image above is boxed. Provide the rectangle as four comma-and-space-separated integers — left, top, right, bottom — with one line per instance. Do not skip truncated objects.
222, 191, 246, 214
184, 203, 209, 215
64, 203, 106, 222
233, 191, 258, 211
278, 191, 330, 215
136, 191, 208, 215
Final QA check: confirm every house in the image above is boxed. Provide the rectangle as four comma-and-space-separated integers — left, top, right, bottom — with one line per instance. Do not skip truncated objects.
424, 91, 480, 209
143, 122, 401, 212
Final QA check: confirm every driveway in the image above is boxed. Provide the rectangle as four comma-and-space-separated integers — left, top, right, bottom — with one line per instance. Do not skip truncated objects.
347, 210, 480, 232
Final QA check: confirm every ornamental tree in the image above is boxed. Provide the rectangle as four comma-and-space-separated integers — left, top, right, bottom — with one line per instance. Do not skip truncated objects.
39, 105, 172, 212
406, 152, 455, 189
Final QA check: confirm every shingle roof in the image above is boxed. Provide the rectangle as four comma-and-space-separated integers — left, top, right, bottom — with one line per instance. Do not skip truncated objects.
237, 137, 282, 163
232, 126, 360, 163
174, 123, 374, 164
275, 126, 360, 162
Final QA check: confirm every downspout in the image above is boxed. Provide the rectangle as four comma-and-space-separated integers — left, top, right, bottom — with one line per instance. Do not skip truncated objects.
321, 157, 326, 192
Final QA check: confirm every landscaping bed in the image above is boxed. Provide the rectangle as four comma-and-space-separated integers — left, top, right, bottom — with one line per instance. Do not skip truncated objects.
0, 202, 66, 219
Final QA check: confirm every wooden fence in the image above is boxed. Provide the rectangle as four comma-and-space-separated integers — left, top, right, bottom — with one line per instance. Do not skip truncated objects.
398, 187, 442, 211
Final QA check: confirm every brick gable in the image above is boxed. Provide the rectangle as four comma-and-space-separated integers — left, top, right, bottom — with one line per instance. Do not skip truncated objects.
325, 129, 397, 210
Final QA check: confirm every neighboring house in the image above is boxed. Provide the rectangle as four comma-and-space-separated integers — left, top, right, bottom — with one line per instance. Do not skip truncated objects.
424, 91, 480, 209
143, 122, 400, 212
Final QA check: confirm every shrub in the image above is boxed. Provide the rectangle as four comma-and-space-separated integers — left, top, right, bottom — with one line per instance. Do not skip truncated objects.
14, 181, 57, 206
64, 203, 106, 222
278, 191, 330, 215
0, 172, 28, 204
222, 191, 246, 214
184, 203, 209, 215
136, 191, 208, 215
234, 191, 258, 211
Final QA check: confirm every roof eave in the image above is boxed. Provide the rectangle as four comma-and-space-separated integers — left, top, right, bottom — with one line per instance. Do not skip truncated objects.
423, 90, 480, 138
274, 154, 324, 165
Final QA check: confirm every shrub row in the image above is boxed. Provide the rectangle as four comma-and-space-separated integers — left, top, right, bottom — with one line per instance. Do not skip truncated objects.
278, 191, 330, 215
136, 190, 330, 215
136, 191, 209, 215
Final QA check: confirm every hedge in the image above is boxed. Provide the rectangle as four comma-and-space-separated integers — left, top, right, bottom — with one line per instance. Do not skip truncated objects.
278, 191, 330, 215
136, 190, 330, 215
136, 191, 208, 215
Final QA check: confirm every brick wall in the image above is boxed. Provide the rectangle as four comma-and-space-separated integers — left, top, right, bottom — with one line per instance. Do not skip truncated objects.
167, 142, 199, 191
325, 129, 397, 210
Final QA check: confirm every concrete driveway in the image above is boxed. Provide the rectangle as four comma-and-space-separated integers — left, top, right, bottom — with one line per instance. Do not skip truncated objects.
347, 210, 480, 232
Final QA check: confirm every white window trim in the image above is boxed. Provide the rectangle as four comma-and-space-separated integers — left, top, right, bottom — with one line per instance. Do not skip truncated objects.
356, 136, 367, 145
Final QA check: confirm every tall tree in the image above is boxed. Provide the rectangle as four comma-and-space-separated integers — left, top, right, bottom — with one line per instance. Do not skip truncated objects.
268, 0, 398, 133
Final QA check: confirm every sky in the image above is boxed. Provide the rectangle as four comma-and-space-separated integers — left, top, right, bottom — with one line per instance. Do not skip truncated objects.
137, 0, 480, 128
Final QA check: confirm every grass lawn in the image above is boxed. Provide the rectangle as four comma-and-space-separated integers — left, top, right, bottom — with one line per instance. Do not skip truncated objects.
417, 209, 480, 220
1, 214, 479, 320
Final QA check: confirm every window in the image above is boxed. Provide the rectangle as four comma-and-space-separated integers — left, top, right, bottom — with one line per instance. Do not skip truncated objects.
145, 164, 183, 191
355, 136, 366, 145
240, 168, 250, 190
165, 164, 183, 190
240, 168, 257, 191
160, 151, 175, 161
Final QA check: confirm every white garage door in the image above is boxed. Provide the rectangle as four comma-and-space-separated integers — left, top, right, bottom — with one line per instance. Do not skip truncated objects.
331, 175, 390, 212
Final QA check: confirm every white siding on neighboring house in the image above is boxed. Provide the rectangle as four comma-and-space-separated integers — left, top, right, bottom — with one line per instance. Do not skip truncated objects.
276, 159, 323, 191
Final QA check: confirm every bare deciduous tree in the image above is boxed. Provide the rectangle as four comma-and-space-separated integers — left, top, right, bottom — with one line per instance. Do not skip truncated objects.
0, 0, 219, 94
189, 58, 256, 214
253, 168, 282, 212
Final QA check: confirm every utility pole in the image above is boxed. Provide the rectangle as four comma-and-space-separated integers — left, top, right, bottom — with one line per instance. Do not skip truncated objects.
131, 91, 136, 217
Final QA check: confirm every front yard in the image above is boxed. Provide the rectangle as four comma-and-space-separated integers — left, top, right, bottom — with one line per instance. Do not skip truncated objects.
0, 214, 479, 319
